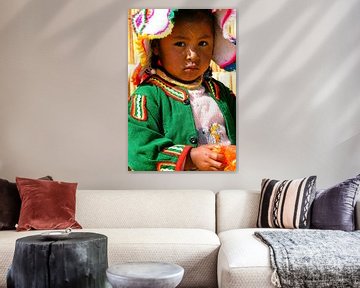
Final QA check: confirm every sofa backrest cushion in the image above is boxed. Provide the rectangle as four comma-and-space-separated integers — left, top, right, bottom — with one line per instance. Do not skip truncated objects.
216, 190, 260, 233
76, 190, 216, 231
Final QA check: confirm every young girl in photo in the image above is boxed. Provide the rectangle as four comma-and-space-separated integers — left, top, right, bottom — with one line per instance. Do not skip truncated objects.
128, 9, 236, 171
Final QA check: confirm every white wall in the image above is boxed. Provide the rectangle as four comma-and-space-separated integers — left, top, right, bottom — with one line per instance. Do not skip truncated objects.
0, 0, 359, 191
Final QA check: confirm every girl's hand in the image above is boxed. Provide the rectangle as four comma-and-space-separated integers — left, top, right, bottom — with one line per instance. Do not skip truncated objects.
186, 145, 225, 171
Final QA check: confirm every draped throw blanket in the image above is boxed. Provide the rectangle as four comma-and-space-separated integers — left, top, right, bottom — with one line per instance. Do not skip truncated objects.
254, 230, 360, 288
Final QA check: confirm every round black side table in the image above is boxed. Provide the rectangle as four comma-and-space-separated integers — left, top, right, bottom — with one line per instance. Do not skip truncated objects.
7, 232, 108, 288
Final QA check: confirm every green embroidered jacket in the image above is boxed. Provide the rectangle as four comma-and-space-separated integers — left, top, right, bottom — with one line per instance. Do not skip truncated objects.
128, 74, 236, 171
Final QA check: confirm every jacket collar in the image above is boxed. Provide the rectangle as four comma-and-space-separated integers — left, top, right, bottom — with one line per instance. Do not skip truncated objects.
145, 74, 220, 103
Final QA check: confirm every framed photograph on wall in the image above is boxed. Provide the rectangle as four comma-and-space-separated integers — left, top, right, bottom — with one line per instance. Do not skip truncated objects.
128, 9, 236, 171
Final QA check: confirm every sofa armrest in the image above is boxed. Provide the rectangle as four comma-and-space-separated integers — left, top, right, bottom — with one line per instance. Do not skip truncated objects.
356, 200, 360, 230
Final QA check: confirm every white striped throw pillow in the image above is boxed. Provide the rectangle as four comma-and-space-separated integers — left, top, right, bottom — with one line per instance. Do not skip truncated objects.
257, 176, 317, 229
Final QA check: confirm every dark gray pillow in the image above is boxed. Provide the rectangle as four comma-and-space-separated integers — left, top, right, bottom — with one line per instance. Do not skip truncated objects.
311, 174, 360, 231
0, 179, 20, 230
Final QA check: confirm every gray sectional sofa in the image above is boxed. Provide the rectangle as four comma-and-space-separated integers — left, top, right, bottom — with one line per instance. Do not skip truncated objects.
0, 189, 359, 288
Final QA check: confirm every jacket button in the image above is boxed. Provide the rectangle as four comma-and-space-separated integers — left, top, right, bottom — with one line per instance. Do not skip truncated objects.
183, 99, 190, 105
189, 136, 198, 144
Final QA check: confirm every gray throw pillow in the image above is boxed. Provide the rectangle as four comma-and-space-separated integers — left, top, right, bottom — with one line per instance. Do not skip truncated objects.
311, 174, 360, 231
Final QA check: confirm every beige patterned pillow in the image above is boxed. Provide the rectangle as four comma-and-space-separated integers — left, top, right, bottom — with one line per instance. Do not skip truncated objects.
257, 176, 316, 229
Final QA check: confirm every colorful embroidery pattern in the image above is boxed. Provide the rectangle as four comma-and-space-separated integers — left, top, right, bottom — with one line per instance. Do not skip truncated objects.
163, 145, 185, 156
147, 76, 188, 102
131, 94, 147, 121
204, 80, 220, 100
157, 162, 176, 171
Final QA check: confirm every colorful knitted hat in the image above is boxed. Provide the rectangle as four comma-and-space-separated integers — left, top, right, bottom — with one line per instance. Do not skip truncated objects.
131, 9, 236, 85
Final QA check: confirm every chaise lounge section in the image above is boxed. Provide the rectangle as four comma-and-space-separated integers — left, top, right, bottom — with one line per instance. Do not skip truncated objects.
216, 189, 360, 288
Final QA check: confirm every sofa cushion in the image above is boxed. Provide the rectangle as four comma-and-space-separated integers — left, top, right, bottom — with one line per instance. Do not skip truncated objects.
311, 174, 360, 231
217, 228, 277, 288
76, 190, 216, 231
216, 190, 260, 233
99, 228, 219, 288
257, 176, 316, 229
16, 177, 82, 231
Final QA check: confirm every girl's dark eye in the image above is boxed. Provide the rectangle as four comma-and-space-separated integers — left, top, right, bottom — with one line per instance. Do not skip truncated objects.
174, 42, 185, 47
199, 41, 208, 47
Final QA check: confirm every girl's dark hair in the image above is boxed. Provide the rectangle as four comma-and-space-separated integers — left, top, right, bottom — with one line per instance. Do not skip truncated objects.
150, 39, 160, 69
173, 9, 215, 31
203, 66, 213, 81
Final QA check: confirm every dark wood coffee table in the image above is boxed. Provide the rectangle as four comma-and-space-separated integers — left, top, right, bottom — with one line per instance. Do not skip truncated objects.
7, 232, 108, 288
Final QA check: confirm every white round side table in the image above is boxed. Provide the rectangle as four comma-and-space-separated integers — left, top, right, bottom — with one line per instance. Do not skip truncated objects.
106, 262, 184, 288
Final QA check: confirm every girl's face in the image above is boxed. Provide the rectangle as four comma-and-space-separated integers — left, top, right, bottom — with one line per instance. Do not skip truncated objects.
154, 16, 214, 82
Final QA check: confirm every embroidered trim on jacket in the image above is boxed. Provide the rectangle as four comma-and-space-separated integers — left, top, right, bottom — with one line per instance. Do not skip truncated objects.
146, 75, 188, 102
157, 162, 176, 171
204, 80, 220, 100
131, 94, 147, 121
163, 144, 185, 156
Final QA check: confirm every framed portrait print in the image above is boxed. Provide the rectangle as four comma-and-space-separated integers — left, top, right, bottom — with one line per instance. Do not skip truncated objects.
128, 9, 236, 172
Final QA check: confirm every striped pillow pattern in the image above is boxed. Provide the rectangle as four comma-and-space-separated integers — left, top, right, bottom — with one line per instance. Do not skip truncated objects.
257, 176, 317, 229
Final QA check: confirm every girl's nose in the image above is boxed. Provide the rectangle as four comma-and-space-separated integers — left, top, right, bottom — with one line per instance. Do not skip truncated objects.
186, 48, 198, 61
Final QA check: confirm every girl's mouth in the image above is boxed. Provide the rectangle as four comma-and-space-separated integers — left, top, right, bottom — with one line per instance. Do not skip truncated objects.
184, 62, 198, 69
184, 65, 199, 72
